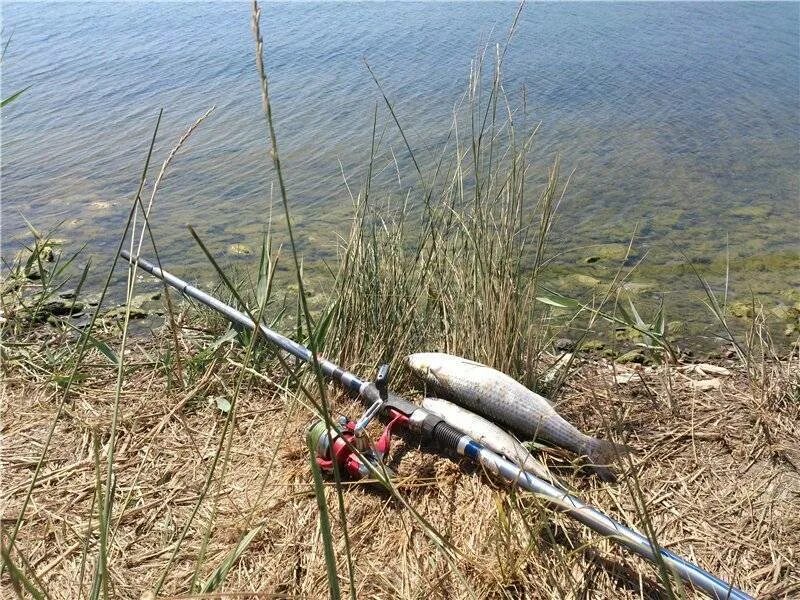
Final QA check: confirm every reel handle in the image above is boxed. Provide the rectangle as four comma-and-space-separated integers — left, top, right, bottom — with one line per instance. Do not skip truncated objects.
354, 363, 390, 436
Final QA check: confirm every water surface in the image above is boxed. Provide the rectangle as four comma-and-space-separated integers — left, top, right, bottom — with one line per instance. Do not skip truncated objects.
2, 2, 798, 339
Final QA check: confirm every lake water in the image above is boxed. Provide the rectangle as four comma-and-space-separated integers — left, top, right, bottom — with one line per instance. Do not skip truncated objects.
2, 2, 799, 339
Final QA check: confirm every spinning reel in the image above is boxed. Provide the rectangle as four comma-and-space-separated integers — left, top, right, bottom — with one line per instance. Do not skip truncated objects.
306, 364, 405, 479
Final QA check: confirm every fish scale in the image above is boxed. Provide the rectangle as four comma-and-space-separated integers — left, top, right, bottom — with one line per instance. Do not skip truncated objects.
416, 355, 590, 450
421, 397, 565, 488
406, 352, 622, 481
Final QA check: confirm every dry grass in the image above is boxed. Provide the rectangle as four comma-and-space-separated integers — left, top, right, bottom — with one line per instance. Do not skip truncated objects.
2, 322, 798, 599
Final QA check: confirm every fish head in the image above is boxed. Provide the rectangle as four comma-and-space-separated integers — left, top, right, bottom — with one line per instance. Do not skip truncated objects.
404, 353, 448, 385
405, 352, 486, 387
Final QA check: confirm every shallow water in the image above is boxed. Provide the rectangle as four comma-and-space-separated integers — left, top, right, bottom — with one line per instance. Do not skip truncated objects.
2, 2, 798, 340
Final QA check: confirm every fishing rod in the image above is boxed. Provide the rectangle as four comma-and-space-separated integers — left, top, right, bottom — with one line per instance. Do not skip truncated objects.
120, 250, 750, 600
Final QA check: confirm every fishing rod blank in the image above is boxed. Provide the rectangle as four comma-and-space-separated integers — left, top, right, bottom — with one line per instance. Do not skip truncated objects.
119, 250, 751, 600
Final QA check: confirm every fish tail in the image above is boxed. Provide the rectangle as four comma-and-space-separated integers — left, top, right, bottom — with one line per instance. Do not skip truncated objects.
583, 437, 629, 483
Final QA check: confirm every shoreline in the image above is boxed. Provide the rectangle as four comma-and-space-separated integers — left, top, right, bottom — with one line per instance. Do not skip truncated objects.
2, 232, 799, 358
2, 306, 798, 598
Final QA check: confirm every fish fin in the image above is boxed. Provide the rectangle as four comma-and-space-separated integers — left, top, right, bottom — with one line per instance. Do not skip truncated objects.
584, 438, 630, 483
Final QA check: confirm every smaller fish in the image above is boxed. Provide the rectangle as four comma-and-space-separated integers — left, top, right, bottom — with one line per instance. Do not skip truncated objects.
422, 397, 565, 489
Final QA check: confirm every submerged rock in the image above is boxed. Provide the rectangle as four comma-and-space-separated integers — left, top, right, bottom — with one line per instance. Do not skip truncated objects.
620, 282, 653, 294
728, 301, 754, 319
228, 243, 253, 256
83, 292, 103, 306
42, 299, 85, 316
584, 243, 630, 264
730, 205, 770, 219
564, 273, 602, 288
129, 291, 161, 309
103, 305, 149, 320
771, 304, 800, 321
102, 292, 162, 320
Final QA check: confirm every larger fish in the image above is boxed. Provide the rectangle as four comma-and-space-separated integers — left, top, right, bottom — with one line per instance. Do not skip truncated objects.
421, 397, 565, 489
406, 352, 624, 481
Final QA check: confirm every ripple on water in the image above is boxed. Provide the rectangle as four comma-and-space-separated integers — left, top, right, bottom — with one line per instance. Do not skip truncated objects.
0, 2, 797, 332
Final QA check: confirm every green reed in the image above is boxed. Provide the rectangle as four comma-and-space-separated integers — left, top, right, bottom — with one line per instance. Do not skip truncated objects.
326, 52, 565, 390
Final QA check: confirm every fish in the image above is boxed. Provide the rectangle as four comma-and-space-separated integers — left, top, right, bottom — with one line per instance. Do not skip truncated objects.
406, 352, 625, 481
421, 397, 565, 489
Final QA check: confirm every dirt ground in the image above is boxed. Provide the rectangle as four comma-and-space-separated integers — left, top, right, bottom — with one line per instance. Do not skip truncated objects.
2, 332, 799, 599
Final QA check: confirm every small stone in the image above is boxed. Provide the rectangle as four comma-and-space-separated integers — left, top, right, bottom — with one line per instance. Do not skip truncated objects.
543, 352, 573, 383
71, 314, 92, 329
554, 338, 575, 352
695, 363, 731, 377
689, 378, 721, 392
84, 293, 102, 306
582, 340, 605, 352
616, 350, 646, 364
614, 372, 638, 385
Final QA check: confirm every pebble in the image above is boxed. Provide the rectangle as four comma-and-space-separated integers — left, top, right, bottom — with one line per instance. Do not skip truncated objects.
694, 363, 732, 377
689, 378, 721, 392
554, 337, 575, 352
